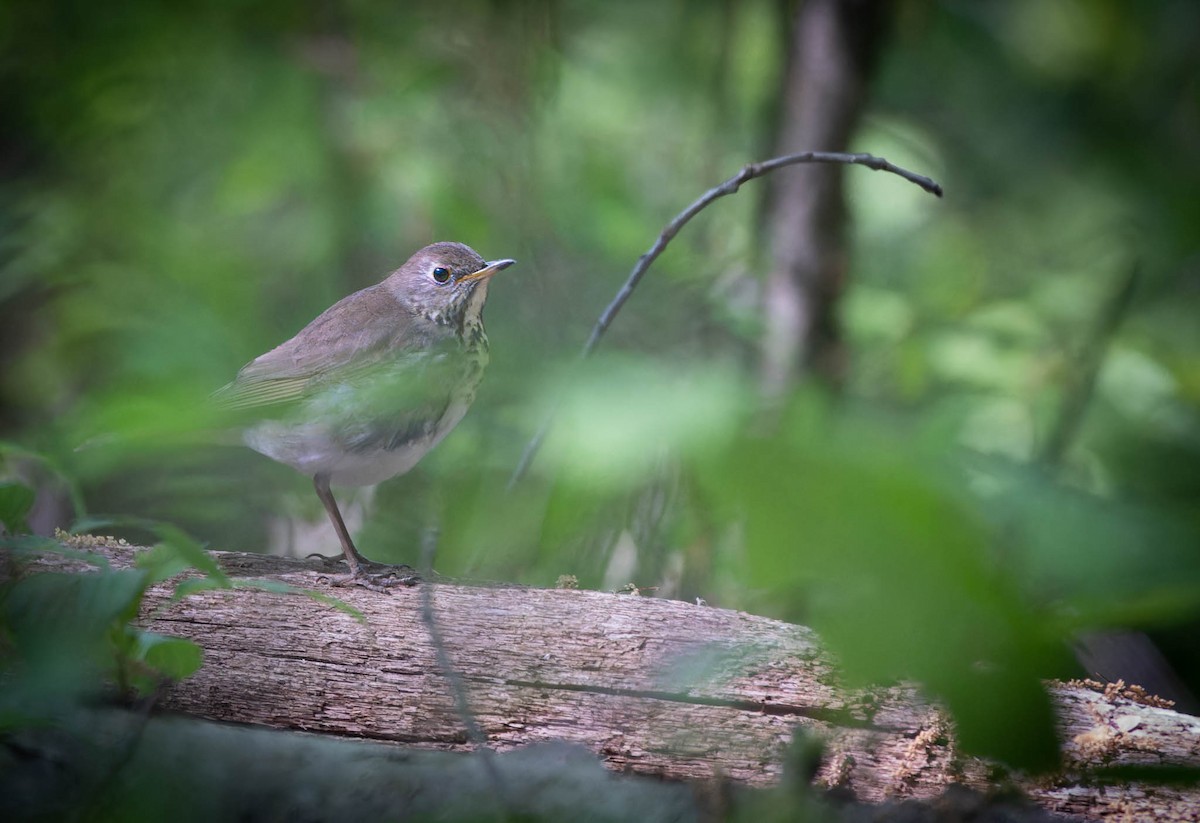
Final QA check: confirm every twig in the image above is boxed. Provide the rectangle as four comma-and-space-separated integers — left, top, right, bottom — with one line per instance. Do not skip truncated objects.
418, 527, 512, 819
1039, 262, 1140, 467
508, 151, 943, 487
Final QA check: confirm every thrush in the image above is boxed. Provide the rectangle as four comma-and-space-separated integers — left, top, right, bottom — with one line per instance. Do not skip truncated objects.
216, 241, 515, 590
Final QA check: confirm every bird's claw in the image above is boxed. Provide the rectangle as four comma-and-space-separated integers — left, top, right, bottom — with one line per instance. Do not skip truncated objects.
322, 562, 420, 592
308, 552, 420, 591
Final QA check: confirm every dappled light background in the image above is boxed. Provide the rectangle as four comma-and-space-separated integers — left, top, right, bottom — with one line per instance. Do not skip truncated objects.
3, 0, 1200, 766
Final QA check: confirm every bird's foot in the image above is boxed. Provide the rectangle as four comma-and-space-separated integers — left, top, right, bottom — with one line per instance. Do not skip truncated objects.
333, 561, 422, 592
309, 555, 420, 591
328, 569, 420, 593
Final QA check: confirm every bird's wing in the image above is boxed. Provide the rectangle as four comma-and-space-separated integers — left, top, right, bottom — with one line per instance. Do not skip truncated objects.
213, 285, 437, 411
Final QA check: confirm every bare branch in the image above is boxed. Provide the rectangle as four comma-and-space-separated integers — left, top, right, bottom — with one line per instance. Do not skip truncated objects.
509, 151, 943, 487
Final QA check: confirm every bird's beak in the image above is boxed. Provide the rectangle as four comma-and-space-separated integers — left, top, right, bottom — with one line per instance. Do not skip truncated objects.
459, 258, 516, 283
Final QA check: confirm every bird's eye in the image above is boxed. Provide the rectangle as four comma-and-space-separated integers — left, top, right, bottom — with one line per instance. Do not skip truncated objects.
432, 266, 451, 284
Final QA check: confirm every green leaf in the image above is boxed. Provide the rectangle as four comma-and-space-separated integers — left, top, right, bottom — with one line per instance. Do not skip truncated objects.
135, 542, 197, 585
541, 357, 747, 489
0, 569, 151, 708
1, 534, 113, 568
68, 515, 128, 535
0, 441, 86, 515
69, 515, 230, 587
233, 578, 366, 623
170, 577, 227, 601
705, 400, 1065, 771
149, 522, 229, 586
0, 482, 35, 535
136, 632, 204, 681
3, 570, 149, 641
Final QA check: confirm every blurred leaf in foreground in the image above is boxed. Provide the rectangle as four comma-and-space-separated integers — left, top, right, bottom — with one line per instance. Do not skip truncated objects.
0, 482, 36, 535
697, 394, 1067, 771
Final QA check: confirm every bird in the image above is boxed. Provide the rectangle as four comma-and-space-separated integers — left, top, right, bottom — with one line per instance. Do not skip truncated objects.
215, 241, 515, 590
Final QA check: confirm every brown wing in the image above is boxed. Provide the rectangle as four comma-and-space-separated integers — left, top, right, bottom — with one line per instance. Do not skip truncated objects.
213, 284, 432, 411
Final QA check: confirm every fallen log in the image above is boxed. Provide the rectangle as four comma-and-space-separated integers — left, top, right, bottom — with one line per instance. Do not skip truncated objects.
14, 542, 1200, 820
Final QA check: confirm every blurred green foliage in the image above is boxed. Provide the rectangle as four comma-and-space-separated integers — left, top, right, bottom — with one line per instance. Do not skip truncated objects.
2, 0, 1200, 778
0, 521, 222, 727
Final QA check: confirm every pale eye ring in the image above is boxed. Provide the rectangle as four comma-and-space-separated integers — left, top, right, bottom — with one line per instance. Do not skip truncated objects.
432, 266, 451, 284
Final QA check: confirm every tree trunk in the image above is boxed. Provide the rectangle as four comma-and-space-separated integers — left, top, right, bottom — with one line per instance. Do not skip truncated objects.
762, 0, 889, 394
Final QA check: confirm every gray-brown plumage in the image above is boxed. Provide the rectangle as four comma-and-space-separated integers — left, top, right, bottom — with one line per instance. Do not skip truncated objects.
216, 241, 515, 589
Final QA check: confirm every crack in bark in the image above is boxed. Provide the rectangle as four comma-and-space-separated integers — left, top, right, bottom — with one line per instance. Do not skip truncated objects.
502, 678, 879, 730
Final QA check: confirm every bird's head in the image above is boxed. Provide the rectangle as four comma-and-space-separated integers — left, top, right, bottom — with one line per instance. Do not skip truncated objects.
387, 241, 515, 327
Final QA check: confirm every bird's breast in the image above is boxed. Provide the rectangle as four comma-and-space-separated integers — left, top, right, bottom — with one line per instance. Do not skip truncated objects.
243, 322, 491, 487
437, 322, 489, 431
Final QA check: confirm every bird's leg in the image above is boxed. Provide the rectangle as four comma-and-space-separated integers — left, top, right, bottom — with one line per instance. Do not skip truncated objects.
312, 474, 418, 591
313, 474, 368, 571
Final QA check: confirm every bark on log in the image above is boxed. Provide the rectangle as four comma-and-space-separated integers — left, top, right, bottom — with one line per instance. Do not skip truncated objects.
17, 544, 1200, 821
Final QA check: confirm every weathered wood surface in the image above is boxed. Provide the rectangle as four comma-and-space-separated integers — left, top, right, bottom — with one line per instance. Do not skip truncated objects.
23, 545, 1200, 820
